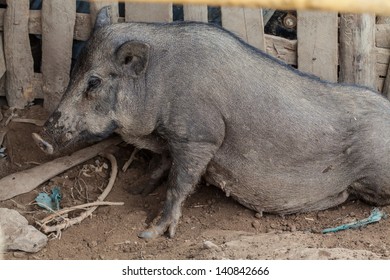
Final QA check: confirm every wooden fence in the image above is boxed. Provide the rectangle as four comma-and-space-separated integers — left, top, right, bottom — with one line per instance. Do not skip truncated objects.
0, 1, 389, 111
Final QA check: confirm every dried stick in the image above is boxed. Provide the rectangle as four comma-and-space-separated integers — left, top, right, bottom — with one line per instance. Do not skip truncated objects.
0, 137, 122, 201
4, 108, 16, 126
38, 153, 119, 234
11, 118, 45, 126
122, 147, 138, 172
39, 201, 124, 224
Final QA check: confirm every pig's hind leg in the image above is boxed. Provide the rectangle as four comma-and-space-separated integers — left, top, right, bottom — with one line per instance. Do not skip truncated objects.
129, 151, 171, 195
349, 174, 390, 207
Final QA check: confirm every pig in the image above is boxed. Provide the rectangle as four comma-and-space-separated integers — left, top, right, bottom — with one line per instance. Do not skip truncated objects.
33, 6, 390, 239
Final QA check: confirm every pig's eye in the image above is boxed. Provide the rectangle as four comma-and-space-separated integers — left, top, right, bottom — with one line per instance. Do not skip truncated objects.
86, 76, 102, 92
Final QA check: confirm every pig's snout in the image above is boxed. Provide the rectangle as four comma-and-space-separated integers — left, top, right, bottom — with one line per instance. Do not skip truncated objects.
32, 133, 54, 155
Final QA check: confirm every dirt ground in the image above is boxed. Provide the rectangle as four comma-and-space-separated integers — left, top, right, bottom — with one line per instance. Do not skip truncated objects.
1, 105, 390, 260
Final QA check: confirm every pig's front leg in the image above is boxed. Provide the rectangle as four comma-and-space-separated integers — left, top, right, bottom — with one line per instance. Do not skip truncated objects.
138, 141, 220, 239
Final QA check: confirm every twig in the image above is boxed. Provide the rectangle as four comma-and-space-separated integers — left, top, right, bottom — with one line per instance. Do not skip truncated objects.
24, 161, 42, 166
11, 118, 45, 126
39, 201, 124, 224
38, 153, 120, 234
5, 108, 16, 126
122, 148, 138, 172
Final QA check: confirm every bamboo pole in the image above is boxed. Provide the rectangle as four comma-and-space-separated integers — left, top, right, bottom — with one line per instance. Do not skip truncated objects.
90, 0, 390, 15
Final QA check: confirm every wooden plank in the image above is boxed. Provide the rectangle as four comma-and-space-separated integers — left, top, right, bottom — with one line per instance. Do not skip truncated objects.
339, 14, 376, 89
265, 34, 297, 65
376, 24, 390, 49
0, 32, 5, 79
3, 0, 34, 108
74, 12, 92, 41
1, 10, 91, 41
125, 3, 172, 22
377, 16, 390, 24
90, 1, 119, 26
41, 0, 76, 113
297, 11, 338, 82
221, 7, 265, 51
376, 47, 390, 64
377, 62, 389, 77
183, 5, 208, 22
28, 10, 41, 35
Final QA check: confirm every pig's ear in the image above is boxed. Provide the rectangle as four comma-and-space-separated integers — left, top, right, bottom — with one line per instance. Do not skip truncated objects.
94, 6, 112, 31
115, 41, 150, 77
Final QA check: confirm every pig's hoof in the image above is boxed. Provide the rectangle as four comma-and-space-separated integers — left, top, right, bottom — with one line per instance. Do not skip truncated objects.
129, 176, 161, 196
138, 227, 161, 239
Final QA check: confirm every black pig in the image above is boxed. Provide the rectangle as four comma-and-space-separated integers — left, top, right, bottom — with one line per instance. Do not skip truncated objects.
33, 7, 390, 238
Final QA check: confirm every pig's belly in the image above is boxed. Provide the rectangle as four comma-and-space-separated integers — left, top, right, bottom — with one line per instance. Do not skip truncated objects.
204, 160, 350, 215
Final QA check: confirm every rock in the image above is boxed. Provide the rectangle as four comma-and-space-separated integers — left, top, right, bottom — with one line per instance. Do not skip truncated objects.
289, 224, 297, 232
254, 212, 263, 219
0, 208, 47, 253
88, 240, 98, 248
251, 220, 261, 230
13, 251, 27, 258
203, 240, 221, 251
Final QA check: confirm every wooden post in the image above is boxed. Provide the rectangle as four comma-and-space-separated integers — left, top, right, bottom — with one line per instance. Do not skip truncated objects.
90, 1, 119, 26
3, 0, 34, 108
380, 18, 390, 97
221, 7, 265, 51
41, 0, 76, 113
183, 5, 208, 22
297, 11, 338, 82
125, 3, 172, 22
339, 14, 376, 89
0, 32, 5, 80
384, 64, 390, 98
